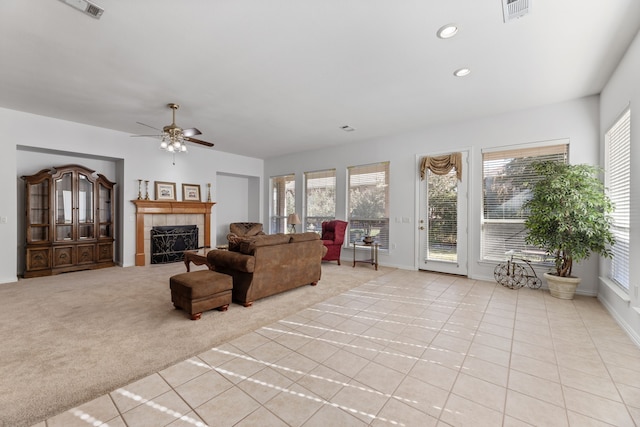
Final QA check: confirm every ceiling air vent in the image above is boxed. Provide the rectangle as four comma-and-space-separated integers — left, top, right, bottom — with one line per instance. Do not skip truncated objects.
59, 0, 104, 19
85, 3, 104, 18
502, 0, 529, 23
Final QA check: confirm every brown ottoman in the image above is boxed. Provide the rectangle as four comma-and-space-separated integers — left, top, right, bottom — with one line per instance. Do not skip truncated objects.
170, 270, 233, 320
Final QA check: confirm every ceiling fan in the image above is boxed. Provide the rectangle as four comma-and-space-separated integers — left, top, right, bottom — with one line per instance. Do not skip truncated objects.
132, 103, 214, 153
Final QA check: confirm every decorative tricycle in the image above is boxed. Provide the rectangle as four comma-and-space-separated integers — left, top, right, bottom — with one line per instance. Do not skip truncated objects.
494, 250, 545, 289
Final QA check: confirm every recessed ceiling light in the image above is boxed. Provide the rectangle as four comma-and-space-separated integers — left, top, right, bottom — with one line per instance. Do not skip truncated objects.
453, 68, 471, 77
340, 125, 356, 132
437, 24, 458, 39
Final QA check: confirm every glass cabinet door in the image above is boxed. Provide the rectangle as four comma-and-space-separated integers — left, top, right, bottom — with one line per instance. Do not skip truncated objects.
78, 173, 94, 239
55, 172, 73, 241
27, 178, 50, 242
98, 183, 112, 238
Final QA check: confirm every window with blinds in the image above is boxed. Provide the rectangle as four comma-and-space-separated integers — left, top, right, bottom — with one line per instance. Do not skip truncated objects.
304, 169, 336, 233
347, 162, 390, 249
482, 143, 568, 261
605, 109, 630, 290
270, 174, 295, 234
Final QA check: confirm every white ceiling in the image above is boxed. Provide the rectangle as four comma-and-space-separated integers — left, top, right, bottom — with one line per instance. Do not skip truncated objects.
1, 1, 639, 159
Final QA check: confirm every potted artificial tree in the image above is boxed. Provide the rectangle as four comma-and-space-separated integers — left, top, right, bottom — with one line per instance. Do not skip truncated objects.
523, 161, 615, 299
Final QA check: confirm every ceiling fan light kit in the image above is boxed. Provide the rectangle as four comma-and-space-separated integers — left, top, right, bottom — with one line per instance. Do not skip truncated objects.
160, 103, 189, 154
160, 139, 187, 153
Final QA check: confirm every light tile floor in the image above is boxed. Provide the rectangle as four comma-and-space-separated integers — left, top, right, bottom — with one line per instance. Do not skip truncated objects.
35, 270, 640, 426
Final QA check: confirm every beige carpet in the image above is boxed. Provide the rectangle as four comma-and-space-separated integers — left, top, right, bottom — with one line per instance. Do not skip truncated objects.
0, 262, 393, 427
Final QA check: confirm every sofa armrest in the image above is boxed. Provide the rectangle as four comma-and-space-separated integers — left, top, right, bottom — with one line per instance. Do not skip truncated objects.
207, 250, 255, 273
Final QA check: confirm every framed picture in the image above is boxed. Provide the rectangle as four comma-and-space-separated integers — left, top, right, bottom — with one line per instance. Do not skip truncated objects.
182, 183, 201, 201
154, 181, 176, 201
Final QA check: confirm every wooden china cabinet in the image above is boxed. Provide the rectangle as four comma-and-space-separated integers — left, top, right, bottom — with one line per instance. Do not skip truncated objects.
23, 164, 116, 278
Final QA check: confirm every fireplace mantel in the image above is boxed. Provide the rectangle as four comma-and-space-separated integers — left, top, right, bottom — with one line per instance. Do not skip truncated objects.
132, 200, 216, 266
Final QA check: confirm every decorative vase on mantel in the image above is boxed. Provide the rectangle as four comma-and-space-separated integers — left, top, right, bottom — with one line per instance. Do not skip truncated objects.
544, 272, 581, 300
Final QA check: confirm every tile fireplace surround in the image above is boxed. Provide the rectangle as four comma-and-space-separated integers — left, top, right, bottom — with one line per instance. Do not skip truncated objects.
131, 200, 215, 266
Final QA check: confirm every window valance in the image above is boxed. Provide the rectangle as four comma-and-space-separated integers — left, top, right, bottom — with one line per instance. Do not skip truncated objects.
420, 152, 462, 180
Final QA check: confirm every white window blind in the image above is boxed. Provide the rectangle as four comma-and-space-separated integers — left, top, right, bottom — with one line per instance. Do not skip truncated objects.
606, 109, 630, 290
482, 143, 568, 261
347, 162, 390, 249
304, 169, 336, 233
270, 174, 295, 234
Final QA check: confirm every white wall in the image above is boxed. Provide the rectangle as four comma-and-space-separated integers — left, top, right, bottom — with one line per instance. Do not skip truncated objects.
599, 29, 640, 344
1, 108, 263, 283
215, 173, 261, 247
0, 134, 17, 284
265, 96, 601, 293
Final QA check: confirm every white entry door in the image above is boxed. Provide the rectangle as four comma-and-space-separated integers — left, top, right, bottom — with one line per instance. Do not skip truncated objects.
418, 151, 468, 275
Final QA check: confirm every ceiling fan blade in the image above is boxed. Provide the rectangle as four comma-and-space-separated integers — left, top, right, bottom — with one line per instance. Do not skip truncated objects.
184, 136, 214, 147
182, 127, 202, 137
136, 121, 162, 131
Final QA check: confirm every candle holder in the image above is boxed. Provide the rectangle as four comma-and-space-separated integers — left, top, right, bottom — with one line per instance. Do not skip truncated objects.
144, 180, 150, 200
137, 179, 142, 200
207, 183, 212, 202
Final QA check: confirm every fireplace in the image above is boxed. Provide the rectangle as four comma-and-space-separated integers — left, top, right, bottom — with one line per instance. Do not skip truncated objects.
131, 200, 215, 266
150, 225, 198, 264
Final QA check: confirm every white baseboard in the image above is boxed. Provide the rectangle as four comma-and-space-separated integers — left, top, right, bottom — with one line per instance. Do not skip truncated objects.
598, 295, 640, 348
0, 275, 18, 285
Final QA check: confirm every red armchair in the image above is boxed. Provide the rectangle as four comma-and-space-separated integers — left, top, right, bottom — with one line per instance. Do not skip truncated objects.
321, 220, 348, 265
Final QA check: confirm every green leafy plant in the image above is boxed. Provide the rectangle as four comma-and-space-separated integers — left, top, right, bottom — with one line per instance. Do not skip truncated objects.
524, 161, 615, 277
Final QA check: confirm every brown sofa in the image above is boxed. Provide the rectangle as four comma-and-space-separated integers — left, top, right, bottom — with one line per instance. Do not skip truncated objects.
207, 232, 327, 307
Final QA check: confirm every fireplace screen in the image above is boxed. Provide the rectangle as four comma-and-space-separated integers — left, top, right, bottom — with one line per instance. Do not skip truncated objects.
150, 225, 198, 264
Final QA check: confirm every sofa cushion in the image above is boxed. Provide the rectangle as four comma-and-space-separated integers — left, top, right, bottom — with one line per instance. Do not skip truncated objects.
238, 233, 290, 255
289, 232, 321, 243
229, 222, 264, 236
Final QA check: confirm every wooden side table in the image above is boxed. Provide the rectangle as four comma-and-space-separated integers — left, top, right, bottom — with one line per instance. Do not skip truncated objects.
183, 247, 215, 272
352, 241, 379, 270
